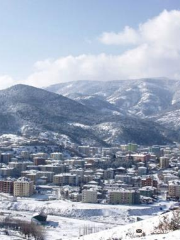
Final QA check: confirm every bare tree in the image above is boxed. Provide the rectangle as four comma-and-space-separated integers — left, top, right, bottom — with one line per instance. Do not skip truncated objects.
153, 210, 180, 234
0, 218, 45, 240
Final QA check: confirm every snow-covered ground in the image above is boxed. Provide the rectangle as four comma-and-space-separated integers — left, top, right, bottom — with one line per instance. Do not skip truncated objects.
133, 230, 180, 240
74, 210, 180, 240
0, 228, 28, 239
0, 198, 177, 240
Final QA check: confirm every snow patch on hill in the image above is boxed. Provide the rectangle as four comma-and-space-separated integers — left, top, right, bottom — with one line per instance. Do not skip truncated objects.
75, 210, 180, 240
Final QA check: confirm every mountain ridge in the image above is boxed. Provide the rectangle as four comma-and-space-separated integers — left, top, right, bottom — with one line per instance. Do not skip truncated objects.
46, 78, 180, 117
0, 83, 173, 146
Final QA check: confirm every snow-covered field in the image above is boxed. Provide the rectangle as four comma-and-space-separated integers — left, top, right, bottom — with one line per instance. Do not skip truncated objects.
0, 198, 177, 240
75, 210, 180, 240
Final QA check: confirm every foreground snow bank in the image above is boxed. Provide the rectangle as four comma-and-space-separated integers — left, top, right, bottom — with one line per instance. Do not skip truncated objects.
74, 211, 180, 240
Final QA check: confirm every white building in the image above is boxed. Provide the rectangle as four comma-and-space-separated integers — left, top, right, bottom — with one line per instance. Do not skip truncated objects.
14, 177, 34, 197
168, 180, 180, 198
82, 189, 97, 203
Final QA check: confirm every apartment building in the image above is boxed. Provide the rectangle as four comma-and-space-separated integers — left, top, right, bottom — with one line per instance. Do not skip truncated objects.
150, 145, 161, 157
0, 178, 14, 194
141, 176, 158, 188
138, 166, 147, 176
109, 189, 140, 205
50, 152, 63, 160
9, 161, 33, 173
53, 173, 79, 186
0, 167, 14, 177
160, 157, 169, 169
22, 170, 54, 183
21, 151, 30, 160
139, 186, 156, 198
14, 177, 34, 197
131, 154, 150, 162
163, 174, 178, 184
0, 153, 12, 164
64, 159, 85, 168
31, 152, 48, 159
82, 189, 97, 203
39, 164, 65, 174
127, 143, 138, 152
115, 174, 132, 184
83, 175, 94, 184
33, 157, 46, 166
168, 180, 180, 198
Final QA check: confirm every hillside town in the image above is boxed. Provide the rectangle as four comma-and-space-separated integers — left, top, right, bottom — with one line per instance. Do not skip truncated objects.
0, 135, 180, 206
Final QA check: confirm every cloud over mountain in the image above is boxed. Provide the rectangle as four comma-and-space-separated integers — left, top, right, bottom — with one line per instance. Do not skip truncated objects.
1, 10, 180, 89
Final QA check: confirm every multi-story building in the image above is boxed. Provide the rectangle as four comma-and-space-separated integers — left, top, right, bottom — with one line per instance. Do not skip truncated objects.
163, 174, 178, 184
22, 170, 54, 183
115, 175, 132, 184
26, 173, 37, 183
89, 147, 100, 156
138, 166, 147, 176
33, 157, 46, 166
39, 164, 65, 174
83, 175, 94, 184
82, 189, 97, 203
168, 180, 180, 198
0, 178, 14, 194
0, 167, 14, 177
120, 145, 128, 151
31, 152, 48, 160
0, 153, 12, 164
131, 154, 150, 162
53, 173, 79, 186
109, 189, 140, 205
104, 168, 114, 180
50, 152, 63, 160
150, 145, 161, 157
9, 161, 33, 173
64, 159, 85, 168
14, 177, 34, 197
141, 176, 158, 188
160, 157, 169, 169
127, 143, 138, 152
21, 151, 30, 160
139, 186, 156, 198
70, 169, 84, 178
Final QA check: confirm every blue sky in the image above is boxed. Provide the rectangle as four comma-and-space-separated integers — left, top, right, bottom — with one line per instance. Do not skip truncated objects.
0, 0, 180, 89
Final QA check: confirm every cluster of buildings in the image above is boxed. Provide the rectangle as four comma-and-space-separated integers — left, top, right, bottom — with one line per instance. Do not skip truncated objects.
0, 177, 33, 197
0, 142, 180, 204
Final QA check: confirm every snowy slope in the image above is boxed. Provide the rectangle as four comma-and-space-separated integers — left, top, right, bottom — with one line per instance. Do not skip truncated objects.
46, 78, 180, 143
0, 198, 177, 240
46, 78, 178, 118
0, 84, 173, 145
74, 210, 180, 240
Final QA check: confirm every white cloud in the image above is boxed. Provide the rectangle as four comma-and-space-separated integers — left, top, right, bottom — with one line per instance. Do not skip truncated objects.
0, 75, 18, 90
1, 9, 180, 90
99, 26, 140, 45
99, 9, 180, 49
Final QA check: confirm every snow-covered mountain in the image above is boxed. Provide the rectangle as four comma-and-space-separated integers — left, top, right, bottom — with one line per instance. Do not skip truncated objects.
46, 78, 180, 118
0, 84, 174, 146
46, 78, 180, 143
